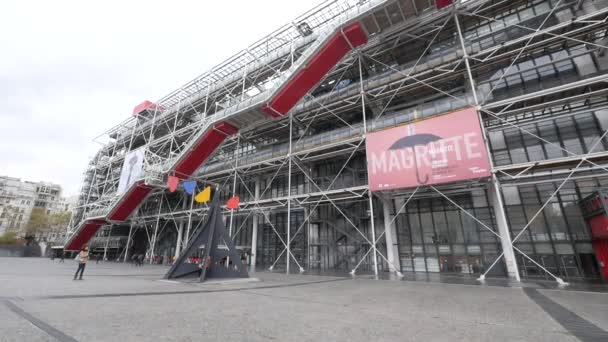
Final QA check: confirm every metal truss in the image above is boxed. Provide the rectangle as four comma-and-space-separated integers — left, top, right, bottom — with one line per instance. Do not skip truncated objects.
74, 0, 608, 285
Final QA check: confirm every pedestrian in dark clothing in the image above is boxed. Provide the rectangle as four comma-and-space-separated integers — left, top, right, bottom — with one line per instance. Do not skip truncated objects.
73, 246, 89, 280
138, 254, 144, 266
60, 252, 65, 263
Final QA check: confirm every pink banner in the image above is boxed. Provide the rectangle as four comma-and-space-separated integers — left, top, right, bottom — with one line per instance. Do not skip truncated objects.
366, 107, 491, 192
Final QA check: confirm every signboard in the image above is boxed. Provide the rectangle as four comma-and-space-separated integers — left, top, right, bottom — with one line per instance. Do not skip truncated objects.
588, 215, 608, 239
579, 190, 608, 219
366, 107, 491, 192
579, 190, 608, 239
578, 190, 608, 280
116, 149, 145, 195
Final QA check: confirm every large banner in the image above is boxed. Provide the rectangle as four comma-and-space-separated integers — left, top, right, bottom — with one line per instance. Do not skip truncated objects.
366, 107, 491, 192
116, 149, 145, 195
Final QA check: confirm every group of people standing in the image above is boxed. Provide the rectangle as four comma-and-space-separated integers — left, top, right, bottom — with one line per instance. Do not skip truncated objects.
70, 247, 146, 280
131, 253, 145, 266
67, 247, 249, 280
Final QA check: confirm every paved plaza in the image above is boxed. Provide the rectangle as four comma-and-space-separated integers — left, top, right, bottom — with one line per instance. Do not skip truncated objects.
0, 258, 607, 341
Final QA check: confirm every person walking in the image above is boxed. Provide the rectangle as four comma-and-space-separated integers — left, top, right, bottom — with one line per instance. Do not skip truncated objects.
73, 246, 89, 280
60, 252, 65, 263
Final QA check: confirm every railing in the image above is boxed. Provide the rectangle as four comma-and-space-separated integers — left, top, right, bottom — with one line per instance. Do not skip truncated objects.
90, 236, 128, 249
154, 0, 388, 112
104, 1, 391, 148
71, 0, 391, 228
199, 92, 478, 175
138, 0, 389, 179
83, 207, 111, 220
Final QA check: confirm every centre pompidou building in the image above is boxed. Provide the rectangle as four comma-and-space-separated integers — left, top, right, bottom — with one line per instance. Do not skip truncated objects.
64, 0, 608, 283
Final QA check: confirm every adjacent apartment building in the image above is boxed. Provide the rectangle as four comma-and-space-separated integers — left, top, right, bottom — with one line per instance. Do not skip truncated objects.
0, 176, 36, 235
0, 176, 71, 241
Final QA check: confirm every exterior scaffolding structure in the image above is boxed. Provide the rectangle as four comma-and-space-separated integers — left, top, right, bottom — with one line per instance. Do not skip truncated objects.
65, 0, 608, 283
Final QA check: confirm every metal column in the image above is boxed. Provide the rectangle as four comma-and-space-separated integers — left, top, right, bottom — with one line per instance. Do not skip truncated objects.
455, 13, 520, 281
103, 224, 112, 261
250, 177, 261, 267
360, 54, 379, 278
251, 215, 258, 268
149, 196, 163, 264
368, 194, 379, 277
174, 196, 187, 259
124, 220, 135, 263
229, 135, 241, 238
304, 206, 310, 269
286, 110, 293, 274
488, 175, 521, 281
184, 191, 195, 246
382, 199, 401, 272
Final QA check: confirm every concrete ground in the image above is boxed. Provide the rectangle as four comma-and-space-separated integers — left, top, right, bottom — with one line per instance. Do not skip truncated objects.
0, 258, 606, 342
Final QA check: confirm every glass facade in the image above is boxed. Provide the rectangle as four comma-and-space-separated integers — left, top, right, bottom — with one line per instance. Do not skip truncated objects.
222, 108, 608, 281
100, 0, 608, 284
492, 109, 608, 280
503, 178, 606, 280
386, 108, 608, 281
394, 191, 507, 277
488, 110, 608, 167
388, 178, 604, 280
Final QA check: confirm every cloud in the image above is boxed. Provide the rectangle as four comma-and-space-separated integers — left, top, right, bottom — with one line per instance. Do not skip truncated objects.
0, 0, 320, 196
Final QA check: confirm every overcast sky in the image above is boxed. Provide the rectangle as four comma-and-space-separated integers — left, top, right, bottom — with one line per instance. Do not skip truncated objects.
0, 0, 321, 197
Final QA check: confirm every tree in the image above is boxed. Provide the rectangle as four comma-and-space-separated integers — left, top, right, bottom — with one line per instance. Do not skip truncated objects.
0, 231, 17, 245
49, 211, 71, 228
0, 205, 21, 230
26, 207, 49, 235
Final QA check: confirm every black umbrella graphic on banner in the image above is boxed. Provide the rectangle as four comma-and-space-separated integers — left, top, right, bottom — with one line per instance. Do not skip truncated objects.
389, 133, 442, 185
